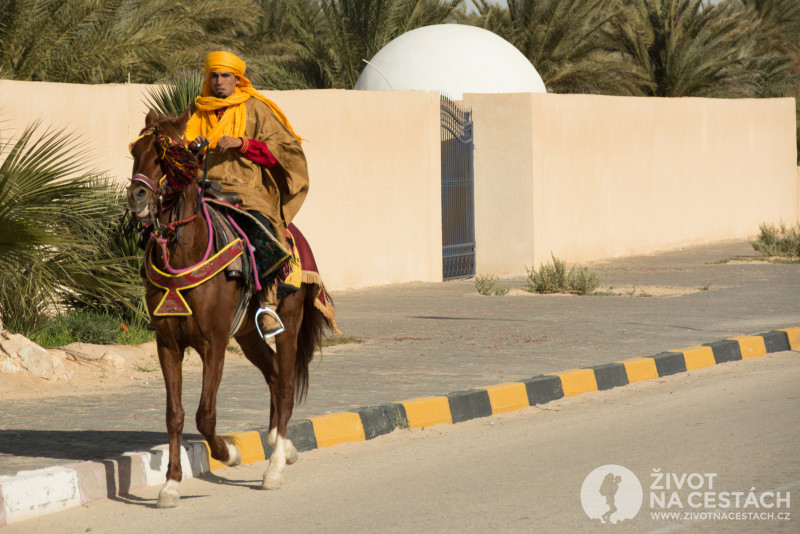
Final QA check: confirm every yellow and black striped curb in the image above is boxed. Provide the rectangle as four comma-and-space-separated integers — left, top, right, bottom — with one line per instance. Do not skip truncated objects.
1, 327, 797, 526
183, 326, 799, 475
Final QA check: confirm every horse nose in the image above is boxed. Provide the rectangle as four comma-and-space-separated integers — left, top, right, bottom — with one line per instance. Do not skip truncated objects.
128, 184, 151, 217
134, 188, 148, 204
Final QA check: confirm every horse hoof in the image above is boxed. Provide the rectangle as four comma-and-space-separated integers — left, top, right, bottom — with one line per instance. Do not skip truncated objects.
222, 443, 241, 466
157, 480, 180, 508
285, 440, 298, 465
261, 470, 283, 490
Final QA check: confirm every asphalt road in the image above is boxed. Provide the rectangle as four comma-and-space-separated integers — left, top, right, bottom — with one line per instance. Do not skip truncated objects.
6, 350, 797, 534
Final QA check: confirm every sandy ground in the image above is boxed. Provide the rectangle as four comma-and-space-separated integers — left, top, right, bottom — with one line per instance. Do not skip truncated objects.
0, 283, 710, 401
498, 284, 705, 298
0, 339, 249, 401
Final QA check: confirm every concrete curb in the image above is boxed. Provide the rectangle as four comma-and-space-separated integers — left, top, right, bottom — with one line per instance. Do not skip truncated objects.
1, 327, 798, 527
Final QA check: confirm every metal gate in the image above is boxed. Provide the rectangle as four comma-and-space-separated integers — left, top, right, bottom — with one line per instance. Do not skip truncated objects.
440, 95, 476, 280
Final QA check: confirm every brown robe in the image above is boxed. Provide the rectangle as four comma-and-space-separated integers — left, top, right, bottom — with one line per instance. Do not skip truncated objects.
200, 98, 309, 241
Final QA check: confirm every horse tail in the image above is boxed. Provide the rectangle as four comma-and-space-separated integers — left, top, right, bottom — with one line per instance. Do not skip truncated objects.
295, 285, 336, 403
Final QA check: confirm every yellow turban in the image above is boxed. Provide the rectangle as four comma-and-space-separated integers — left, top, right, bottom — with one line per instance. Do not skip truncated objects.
205, 51, 246, 77
186, 51, 299, 148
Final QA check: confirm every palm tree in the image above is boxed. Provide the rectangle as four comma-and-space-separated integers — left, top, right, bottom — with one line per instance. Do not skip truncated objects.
738, 0, 800, 60
468, 0, 654, 95
320, 0, 464, 88
607, 0, 758, 97
0, 0, 258, 84
737, 0, 800, 163
244, 0, 334, 89
247, 0, 464, 89
0, 122, 141, 335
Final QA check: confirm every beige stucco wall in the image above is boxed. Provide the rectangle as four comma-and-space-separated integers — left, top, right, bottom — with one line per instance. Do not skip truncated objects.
465, 92, 799, 274
0, 80, 152, 181
0, 81, 442, 290
1, 80, 797, 288
262, 89, 442, 289
463, 93, 536, 276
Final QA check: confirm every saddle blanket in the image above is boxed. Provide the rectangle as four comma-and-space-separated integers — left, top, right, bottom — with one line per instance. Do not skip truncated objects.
147, 198, 338, 332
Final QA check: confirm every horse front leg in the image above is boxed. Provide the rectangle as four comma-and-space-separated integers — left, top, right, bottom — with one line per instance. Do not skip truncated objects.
156, 343, 185, 509
195, 342, 241, 469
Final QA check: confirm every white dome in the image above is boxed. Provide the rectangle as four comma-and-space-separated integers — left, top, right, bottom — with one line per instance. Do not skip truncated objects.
354, 24, 546, 99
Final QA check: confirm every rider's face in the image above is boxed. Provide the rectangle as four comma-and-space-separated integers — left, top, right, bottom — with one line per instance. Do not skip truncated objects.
209, 71, 238, 98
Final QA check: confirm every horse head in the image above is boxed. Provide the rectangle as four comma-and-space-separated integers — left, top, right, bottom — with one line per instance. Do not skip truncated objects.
127, 108, 197, 224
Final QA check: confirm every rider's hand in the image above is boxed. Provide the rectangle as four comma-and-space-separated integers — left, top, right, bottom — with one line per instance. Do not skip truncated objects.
190, 137, 208, 151
217, 136, 244, 152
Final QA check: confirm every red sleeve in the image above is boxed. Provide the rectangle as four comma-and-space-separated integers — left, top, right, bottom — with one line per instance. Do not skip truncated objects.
238, 138, 277, 167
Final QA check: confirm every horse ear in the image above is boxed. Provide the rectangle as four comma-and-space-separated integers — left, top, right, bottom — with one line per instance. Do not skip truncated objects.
145, 109, 159, 127
178, 107, 191, 127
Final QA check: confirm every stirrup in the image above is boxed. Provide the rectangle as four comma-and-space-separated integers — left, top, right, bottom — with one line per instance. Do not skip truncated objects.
255, 306, 285, 340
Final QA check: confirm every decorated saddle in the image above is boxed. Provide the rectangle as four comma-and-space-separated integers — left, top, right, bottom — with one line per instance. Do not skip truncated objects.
145, 195, 338, 335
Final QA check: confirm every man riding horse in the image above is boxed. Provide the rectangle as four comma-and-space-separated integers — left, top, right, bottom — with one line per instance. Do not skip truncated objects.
185, 50, 308, 339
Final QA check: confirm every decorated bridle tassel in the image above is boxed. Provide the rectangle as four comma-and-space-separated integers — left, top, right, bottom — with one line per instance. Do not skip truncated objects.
156, 134, 200, 191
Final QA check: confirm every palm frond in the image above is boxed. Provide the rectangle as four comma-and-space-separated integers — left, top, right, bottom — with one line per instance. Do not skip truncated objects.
0, 121, 142, 335
143, 71, 204, 116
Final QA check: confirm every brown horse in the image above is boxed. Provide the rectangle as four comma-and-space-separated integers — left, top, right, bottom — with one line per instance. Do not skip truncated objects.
127, 109, 335, 508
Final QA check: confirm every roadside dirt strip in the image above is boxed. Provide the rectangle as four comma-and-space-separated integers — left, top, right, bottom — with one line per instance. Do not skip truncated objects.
1, 327, 798, 527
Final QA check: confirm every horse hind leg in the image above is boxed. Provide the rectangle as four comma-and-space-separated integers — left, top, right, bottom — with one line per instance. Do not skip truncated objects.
237, 327, 300, 477
266, 426, 298, 465
262, 433, 287, 489
262, 290, 307, 489
261, 432, 299, 490
259, 365, 298, 491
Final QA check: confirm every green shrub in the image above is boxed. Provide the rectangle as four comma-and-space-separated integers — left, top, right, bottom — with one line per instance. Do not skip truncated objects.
0, 122, 146, 339
320, 335, 364, 348
525, 254, 600, 295
474, 274, 509, 296
31, 310, 153, 348
526, 254, 567, 293
751, 223, 800, 258
569, 265, 602, 295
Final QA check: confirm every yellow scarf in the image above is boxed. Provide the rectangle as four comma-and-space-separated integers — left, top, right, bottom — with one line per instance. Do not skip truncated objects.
185, 51, 299, 148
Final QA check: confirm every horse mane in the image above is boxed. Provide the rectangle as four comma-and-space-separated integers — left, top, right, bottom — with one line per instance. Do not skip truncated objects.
153, 111, 200, 191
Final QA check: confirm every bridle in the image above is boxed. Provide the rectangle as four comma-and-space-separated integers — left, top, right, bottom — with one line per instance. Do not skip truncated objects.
128, 120, 265, 314
128, 125, 223, 276
129, 126, 208, 239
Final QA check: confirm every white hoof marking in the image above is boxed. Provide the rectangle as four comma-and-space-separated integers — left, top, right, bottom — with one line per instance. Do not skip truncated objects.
222, 443, 241, 466
261, 470, 284, 490
157, 479, 180, 508
262, 434, 287, 489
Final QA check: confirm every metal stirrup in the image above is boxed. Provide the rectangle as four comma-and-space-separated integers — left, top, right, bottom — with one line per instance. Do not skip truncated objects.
255, 306, 285, 339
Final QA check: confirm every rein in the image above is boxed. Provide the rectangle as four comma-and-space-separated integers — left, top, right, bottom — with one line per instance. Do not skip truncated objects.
131, 128, 215, 275
154, 187, 214, 275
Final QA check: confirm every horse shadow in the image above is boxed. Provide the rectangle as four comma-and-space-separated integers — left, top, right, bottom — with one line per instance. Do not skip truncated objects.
0, 428, 202, 465
0, 428, 262, 501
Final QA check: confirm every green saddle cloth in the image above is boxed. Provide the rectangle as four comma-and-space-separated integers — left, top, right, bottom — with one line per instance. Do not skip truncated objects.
206, 199, 291, 289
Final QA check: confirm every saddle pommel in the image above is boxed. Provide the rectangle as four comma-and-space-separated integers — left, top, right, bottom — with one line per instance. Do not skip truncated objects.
201, 181, 240, 205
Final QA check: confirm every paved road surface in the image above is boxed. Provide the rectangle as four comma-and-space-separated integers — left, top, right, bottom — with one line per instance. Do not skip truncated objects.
1, 241, 798, 475
6, 350, 797, 534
